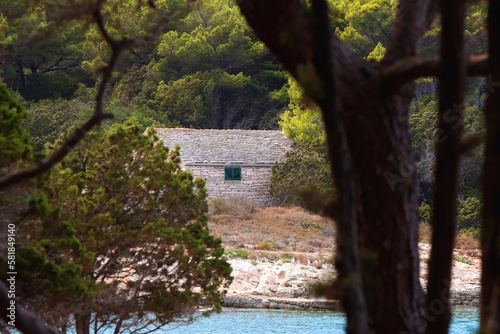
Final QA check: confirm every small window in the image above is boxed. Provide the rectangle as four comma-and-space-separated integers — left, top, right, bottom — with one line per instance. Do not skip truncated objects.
225, 166, 241, 181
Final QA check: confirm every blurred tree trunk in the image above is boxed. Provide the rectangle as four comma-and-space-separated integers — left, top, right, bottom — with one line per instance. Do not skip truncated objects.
238, 0, 430, 332
481, 0, 500, 332
75, 313, 91, 334
425, 0, 466, 333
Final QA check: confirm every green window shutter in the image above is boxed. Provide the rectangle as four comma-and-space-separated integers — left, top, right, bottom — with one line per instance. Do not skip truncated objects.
225, 166, 241, 180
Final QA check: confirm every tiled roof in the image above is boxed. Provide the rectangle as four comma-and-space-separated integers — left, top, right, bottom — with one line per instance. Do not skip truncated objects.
155, 128, 292, 165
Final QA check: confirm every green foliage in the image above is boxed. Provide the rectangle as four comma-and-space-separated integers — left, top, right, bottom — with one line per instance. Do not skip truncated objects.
225, 248, 248, 259
23, 95, 94, 151
270, 143, 334, 211
331, 0, 397, 57
257, 242, 280, 251
279, 78, 326, 152
18, 72, 81, 101
270, 77, 333, 211
10, 121, 232, 332
281, 253, 294, 263
457, 197, 481, 230
409, 94, 485, 226
1, 0, 287, 135
418, 202, 432, 224
0, 2, 89, 99
0, 80, 34, 170
453, 255, 472, 265
459, 227, 481, 239
366, 42, 385, 61
151, 69, 280, 129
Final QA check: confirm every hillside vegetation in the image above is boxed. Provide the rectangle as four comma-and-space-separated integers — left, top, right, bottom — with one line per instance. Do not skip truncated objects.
0, 0, 487, 232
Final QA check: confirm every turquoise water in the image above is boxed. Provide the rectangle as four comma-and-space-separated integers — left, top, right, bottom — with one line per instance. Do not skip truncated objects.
160, 307, 479, 334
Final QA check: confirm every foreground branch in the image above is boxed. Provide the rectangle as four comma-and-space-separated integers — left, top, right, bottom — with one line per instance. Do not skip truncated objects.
309, 2, 370, 333
426, 0, 466, 332
0, 112, 113, 189
0, 282, 58, 334
383, 0, 432, 64
480, 0, 500, 332
382, 54, 488, 85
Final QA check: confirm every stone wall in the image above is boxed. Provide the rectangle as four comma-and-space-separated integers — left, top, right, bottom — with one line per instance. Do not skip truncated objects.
187, 164, 278, 207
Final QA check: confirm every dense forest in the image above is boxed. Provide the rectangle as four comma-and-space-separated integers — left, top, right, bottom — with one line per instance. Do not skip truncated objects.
0, 0, 495, 333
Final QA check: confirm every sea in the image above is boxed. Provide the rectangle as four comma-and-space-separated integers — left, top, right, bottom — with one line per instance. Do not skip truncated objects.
158, 306, 479, 334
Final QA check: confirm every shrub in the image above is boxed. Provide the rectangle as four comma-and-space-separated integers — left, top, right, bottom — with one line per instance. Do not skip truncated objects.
225, 248, 249, 259
301, 220, 321, 230
457, 197, 481, 230
208, 196, 256, 219
418, 202, 432, 224
235, 249, 249, 259
257, 241, 280, 250
419, 222, 432, 244
281, 253, 294, 263
453, 255, 472, 265
455, 228, 480, 250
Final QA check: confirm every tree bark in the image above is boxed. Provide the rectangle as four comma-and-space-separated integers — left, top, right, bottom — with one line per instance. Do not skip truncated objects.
480, 0, 500, 332
309, 1, 370, 333
425, 0, 466, 333
74, 313, 91, 334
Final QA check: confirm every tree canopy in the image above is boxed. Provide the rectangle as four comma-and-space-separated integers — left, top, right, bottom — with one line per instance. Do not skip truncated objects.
2, 120, 232, 334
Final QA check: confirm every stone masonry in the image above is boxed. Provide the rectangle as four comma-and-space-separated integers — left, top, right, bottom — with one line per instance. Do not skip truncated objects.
154, 128, 292, 207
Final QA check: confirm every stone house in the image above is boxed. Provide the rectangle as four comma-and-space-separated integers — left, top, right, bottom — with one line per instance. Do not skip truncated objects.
155, 128, 292, 207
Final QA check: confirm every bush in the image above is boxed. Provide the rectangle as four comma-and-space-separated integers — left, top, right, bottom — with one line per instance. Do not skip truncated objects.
225, 249, 249, 259
457, 197, 481, 230
208, 196, 256, 219
419, 222, 432, 244
269, 143, 334, 212
455, 228, 480, 250
418, 202, 432, 224
453, 255, 472, 265
281, 253, 294, 263
257, 241, 280, 250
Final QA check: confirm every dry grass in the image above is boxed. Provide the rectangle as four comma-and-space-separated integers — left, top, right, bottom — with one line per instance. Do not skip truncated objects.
455, 230, 480, 250
419, 222, 432, 244
419, 222, 479, 250
208, 198, 335, 252
209, 197, 480, 258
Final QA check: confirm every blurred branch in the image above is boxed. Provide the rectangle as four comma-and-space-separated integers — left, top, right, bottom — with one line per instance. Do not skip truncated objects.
309, 1, 370, 333
426, 0, 466, 332
382, 54, 488, 86
383, 0, 432, 64
0, 282, 58, 334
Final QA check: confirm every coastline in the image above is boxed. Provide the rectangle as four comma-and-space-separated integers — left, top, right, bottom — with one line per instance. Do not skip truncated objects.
221, 243, 481, 310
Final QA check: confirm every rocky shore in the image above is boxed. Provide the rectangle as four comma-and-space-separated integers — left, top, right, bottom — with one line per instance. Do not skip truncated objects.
222, 243, 481, 310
